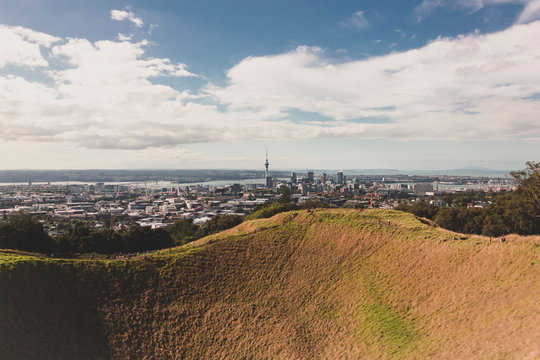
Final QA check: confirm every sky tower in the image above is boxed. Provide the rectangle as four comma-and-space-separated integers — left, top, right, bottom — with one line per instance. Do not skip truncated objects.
265, 150, 272, 188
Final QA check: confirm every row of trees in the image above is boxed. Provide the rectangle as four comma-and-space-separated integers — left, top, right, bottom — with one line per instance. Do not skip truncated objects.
0, 213, 243, 254
396, 162, 539, 236
245, 187, 335, 220
0, 213, 57, 252
167, 215, 243, 245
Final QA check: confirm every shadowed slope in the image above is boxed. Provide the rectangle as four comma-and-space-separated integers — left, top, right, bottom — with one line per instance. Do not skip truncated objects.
1, 209, 540, 359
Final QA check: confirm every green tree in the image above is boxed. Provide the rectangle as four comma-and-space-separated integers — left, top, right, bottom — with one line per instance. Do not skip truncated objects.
395, 201, 439, 219
510, 161, 540, 223
167, 218, 199, 246
433, 208, 460, 232
234, 206, 245, 214
300, 199, 335, 210
197, 215, 243, 237
0, 212, 56, 252
246, 202, 299, 220
279, 186, 292, 203
119, 226, 173, 252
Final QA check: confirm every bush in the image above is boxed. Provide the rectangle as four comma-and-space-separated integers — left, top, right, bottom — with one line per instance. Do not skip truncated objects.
198, 215, 243, 237
0, 213, 56, 252
246, 202, 299, 220
300, 199, 335, 210
167, 218, 199, 246
395, 201, 439, 219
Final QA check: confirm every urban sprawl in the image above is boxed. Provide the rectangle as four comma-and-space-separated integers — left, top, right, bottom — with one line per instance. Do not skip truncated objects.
0, 161, 515, 238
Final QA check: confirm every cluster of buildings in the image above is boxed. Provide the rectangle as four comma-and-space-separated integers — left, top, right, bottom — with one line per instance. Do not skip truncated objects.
0, 155, 515, 236
0, 182, 279, 235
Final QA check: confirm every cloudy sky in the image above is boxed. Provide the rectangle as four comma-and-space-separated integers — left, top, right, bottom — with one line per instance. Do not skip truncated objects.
0, 0, 539, 171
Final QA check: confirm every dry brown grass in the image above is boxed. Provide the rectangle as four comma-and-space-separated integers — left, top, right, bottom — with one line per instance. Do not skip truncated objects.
1, 209, 540, 359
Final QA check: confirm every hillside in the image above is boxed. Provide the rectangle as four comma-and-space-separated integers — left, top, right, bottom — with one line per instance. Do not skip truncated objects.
1, 209, 540, 359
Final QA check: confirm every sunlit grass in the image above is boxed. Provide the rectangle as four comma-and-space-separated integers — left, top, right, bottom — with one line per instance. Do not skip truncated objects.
2, 209, 540, 359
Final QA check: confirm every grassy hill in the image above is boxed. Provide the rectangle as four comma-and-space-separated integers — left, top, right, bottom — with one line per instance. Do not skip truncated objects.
1, 209, 540, 359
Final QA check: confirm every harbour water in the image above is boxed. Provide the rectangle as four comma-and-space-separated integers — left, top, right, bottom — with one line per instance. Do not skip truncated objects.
0, 178, 268, 189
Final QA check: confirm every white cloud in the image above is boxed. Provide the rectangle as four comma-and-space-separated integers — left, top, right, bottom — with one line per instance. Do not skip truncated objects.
351, 11, 369, 30
207, 21, 540, 142
1, 21, 540, 156
0, 28, 207, 150
110, 9, 144, 28
516, 0, 540, 22
415, 0, 540, 23
148, 24, 159, 35
0, 25, 60, 67
117, 33, 132, 41
340, 10, 370, 30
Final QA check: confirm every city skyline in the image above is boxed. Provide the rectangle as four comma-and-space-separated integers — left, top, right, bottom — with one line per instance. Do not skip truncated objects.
1, 1, 539, 170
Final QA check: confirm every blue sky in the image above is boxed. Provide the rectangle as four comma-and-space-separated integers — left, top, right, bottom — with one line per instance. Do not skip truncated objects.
0, 0, 539, 171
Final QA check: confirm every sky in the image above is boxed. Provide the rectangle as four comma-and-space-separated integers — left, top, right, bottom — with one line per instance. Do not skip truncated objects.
0, 0, 539, 171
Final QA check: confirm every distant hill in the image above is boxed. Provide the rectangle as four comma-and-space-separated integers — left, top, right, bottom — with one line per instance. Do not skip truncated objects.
344, 168, 510, 177
405, 168, 511, 177
1, 209, 540, 359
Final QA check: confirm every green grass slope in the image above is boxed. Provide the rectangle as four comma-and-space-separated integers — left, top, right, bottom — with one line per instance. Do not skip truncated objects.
1, 209, 540, 359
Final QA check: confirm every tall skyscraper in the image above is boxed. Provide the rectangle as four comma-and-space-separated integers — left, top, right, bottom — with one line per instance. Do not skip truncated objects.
290, 172, 297, 184
265, 151, 272, 188
321, 172, 327, 185
307, 171, 314, 183
337, 171, 344, 185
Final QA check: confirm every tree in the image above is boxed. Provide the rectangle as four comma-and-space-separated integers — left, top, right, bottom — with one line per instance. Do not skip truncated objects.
483, 191, 538, 236
118, 225, 173, 252
234, 206, 245, 214
433, 208, 459, 232
197, 215, 243, 237
167, 218, 199, 246
395, 201, 439, 219
510, 161, 540, 219
279, 186, 292, 203
300, 199, 335, 209
0, 212, 56, 252
246, 202, 299, 220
